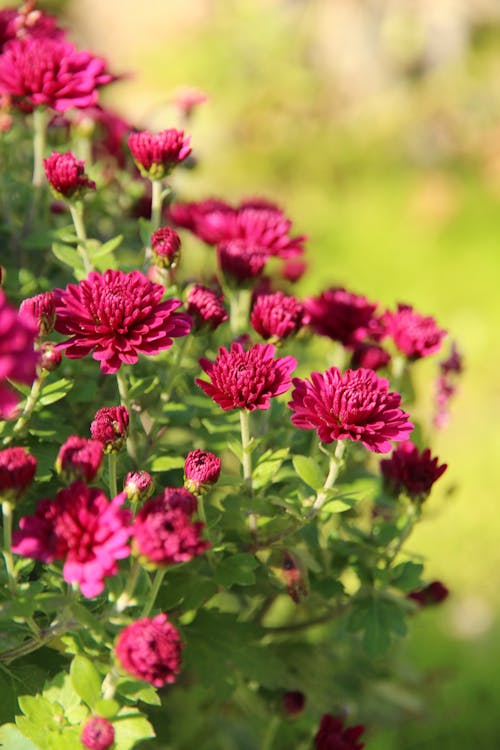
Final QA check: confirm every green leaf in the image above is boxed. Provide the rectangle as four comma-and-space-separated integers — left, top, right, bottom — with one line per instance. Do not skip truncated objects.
389, 561, 424, 592
92, 699, 120, 718
17, 696, 55, 724
292, 455, 324, 490
347, 592, 407, 656
0, 724, 41, 750
51, 243, 83, 272
38, 378, 73, 407
214, 553, 259, 587
113, 712, 155, 750
87, 234, 123, 260
70, 655, 102, 709
148, 455, 185, 472
252, 448, 289, 489
138, 217, 152, 247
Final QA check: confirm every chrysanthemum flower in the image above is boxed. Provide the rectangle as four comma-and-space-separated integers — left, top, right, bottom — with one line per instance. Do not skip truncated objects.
54, 270, 192, 374
124, 470, 154, 504
171, 85, 208, 119
196, 342, 297, 411
0, 6, 63, 52
283, 691, 306, 716
250, 290, 304, 341
288, 367, 413, 453
128, 128, 191, 180
81, 717, 115, 750
90, 406, 129, 453
115, 613, 183, 687
304, 287, 380, 347
350, 343, 390, 371
408, 580, 449, 607
162, 487, 199, 515
56, 436, 103, 483
314, 714, 365, 750
186, 284, 228, 331
184, 449, 221, 494
151, 226, 181, 269
381, 303, 446, 359
0, 447, 37, 504
0, 37, 113, 112
132, 494, 208, 566
168, 197, 236, 245
217, 239, 269, 282
19, 291, 56, 336
12, 481, 131, 598
380, 441, 447, 500
43, 151, 96, 200
0, 289, 38, 419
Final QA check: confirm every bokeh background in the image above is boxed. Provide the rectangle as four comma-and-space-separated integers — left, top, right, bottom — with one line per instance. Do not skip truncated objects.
24, 0, 500, 746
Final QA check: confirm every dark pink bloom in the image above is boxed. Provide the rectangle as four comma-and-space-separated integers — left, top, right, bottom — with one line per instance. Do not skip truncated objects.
56, 436, 103, 483
12, 481, 131, 598
250, 291, 304, 341
282, 258, 307, 283
350, 343, 390, 371
0, 447, 36, 503
289, 367, 413, 453
81, 717, 115, 750
69, 105, 133, 168
163, 487, 198, 515
43, 151, 96, 200
0, 289, 38, 419
39, 341, 62, 372
168, 197, 236, 245
380, 441, 447, 500
0, 6, 63, 52
186, 284, 228, 331
124, 470, 154, 504
19, 291, 56, 336
283, 691, 306, 716
133, 494, 208, 566
0, 37, 113, 112
184, 449, 221, 493
128, 128, 191, 180
171, 85, 208, 118
151, 226, 181, 269
381, 303, 446, 359
233, 202, 306, 259
90, 406, 129, 453
196, 342, 296, 411
314, 714, 365, 750
304, 287, 380, 347
408, 580, 449, 607
217, 239, 269, 282
434, 342, 463, 429
54, 270, 192, 374
115, 613, 183, 687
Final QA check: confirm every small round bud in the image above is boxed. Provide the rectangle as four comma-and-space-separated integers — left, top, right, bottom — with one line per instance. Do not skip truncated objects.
124, 470, 154, 504
151, 226, 181, 270
44, 151, 96, 201
283, 691, 306, 716
90, 406, 129, 453
0, 447, 37, 504
39, 342, 62, 372
56, 436, 104, 484
81, 716, 115, 750
184, 449, 221, 494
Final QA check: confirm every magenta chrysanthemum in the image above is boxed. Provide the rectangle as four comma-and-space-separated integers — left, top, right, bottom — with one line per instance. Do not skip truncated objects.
151, 226, 181, 269
124, 470, 154, 504
217, 239, 269, 282
304, 287, 380, 347
314, 714, 365, 750
81, 717, 115, 750
382, 303, 447, 359
19, 291, 56, 336
0, 36, 113, 112
380, 441, 447, 500
44, 151, 96, 200
288, 367, 413, 453
56, 436, 103, 483
0, 289, 38, 419
0, 447, 37, 503
128, 128, 191, 180
90, 406, 129, 453
186, 284, 228, 331
0, 7, 63, 52
350, 343, 390, 371
250, 291, 304, 341
196, 342, 297, 411
408, 580, 449, 607
115, 613, 183, 687
12, 481, 131, 598
133, 493, 208, 566
169, 197, 235, 244
54, 270, 192, 374
184, 449, 221, 494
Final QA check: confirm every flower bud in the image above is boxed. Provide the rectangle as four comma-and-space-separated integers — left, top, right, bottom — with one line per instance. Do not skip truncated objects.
56, 436, 104, 483
39, 342, 62, 372
184, 449, 221, 494
19, 291, 56, 337
128, 129, 191, 180
0, 447, 37, 504
44, 151, 96, 201
151, 226, 181, 270
81, 716, 115, 750
90, 406, 129, 453
283, 691, 306, 716
186, 284, 228, 332
115, 613, 184, 687
124, 470, 154, 504
408, 580, 449, 607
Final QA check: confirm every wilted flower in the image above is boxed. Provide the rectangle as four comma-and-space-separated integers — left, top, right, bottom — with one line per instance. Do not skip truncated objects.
124, 470, 154, 504
81, 717, 115, 750
304, 287, 380, 347
115, 613, 183, 687
151, 226, 181, 269
90, 406, 129, 453
43, 151, 96, 200
0, 37, 113, 112
186, 284, 228, 331
0, 447, 36, 503
408, 580, 449, 606
128, 128, 191, 180
0, 289, 38, 419
12, 481, 131, 598
250, 291, 304, 341
56, 436, 103, 483
196, 342, 296, 411
380, 441, 447, 500
314, 714, 365, 750
382, 303, 446, 359
289, 367, 413, 453
54, 270, 192, 374
19, 291, 56, 336
184, 449, 221, 494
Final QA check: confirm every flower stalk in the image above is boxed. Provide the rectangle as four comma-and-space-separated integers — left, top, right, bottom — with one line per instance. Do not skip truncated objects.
114, 558, 142, 613
311, 440, 346, 514
32, 107, 49, 188
69, 201, 92, 275
141, 567, 167, 617
116, 368, 138, 464
2, 500, 16, 594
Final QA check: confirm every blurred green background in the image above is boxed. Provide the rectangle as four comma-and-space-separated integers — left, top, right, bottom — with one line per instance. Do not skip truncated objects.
51, 0, 500, 746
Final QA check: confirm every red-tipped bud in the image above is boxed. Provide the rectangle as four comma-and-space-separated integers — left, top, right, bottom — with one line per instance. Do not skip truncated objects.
124, 470, 154, 504
90, 406, 129, 453
184, 449, 221, 494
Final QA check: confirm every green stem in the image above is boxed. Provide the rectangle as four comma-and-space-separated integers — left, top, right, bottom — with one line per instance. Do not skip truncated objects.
310, 440, 346, 514
69, 201, 92, 275
262, 715, 281, 750
141, 567, 166, 617
385, 504, 420, 567
32, 107, 48, 188
150, 179, 163, 233
108, 453, 118, 497
101, 666, 120, 700
116, 368, 138, 464
229, 288, 251, 335
0, 618, 77, 663
197, 494, 216, 570
2, 501, 16, 594
240, 410, 257, 536
5, 369, 48, 444
114, 558, 142, 613
162, 335, 191, 402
